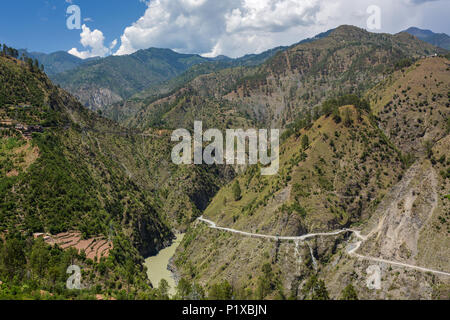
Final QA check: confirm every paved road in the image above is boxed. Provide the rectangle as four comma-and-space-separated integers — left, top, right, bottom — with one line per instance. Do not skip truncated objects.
197, 216, 450, 277
198, 216, 354, 240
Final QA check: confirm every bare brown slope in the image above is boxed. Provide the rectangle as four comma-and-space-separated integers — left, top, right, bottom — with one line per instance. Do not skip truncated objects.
367, 57, 450, 156
124, 26, 446, 131
173, 57, 450, 299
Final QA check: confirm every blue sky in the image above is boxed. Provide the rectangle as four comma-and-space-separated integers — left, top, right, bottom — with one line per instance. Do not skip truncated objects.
0, 0, 147, 53
0, 0, 449, 58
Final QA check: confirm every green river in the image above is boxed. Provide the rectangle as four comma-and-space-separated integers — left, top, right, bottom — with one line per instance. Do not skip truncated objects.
144, 234, 184, 296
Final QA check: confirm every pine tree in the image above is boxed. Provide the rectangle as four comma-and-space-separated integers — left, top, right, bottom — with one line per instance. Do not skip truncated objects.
176, 278, 192, 300
232, 180, 241, 201
302, 275, 330, 300
158, 279, 170, 299
340, 284, 358, 300
256, 263, 276, 299
332, 107, 342, 123
301, 134, 309, 150
344, 109, 353, 127
208, 281, 233, 300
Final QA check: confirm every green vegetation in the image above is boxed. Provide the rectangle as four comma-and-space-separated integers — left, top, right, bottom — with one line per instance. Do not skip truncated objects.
301, 135, 310, 150
394, 57, 415, 70
340, 284, 358, 300
1, 25, 449, 301
0, 51, 175, 298
0, 233, 155, 300
321, 94, 370, 117
424, 140, 434, 159
0, 54, 45, 107
20, 50, 85, 77
53, 48, 212, 106
0, 49, 237, 299
256, 263, 283, 299
232, 180, 242, 201
132, 46, 285, 101
302, 275, 329, 300
208, 281, 234, 300
175, 101, 407, 297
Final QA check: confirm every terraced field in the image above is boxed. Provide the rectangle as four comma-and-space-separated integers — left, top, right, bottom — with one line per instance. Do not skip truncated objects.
34, 232, 113, 261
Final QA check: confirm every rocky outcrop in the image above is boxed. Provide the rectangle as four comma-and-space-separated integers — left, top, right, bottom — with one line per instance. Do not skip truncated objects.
360, 161, 439, 264
72, 86, 122, 111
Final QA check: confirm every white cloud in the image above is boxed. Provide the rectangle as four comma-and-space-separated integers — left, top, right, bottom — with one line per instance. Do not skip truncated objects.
115, 0, 323, 57
403, 0, 440, 5
113, 0, 449, 58
69, 24, 117, 59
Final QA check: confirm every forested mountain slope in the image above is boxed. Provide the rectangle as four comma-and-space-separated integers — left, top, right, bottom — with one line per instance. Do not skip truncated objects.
0, 52, 231, 298
17, 50, 89, 77
122, 26, 446, 132
52, 48, 210, 111
1, 25, 448, 300
103, 30, 335, 123
404, 27, 450, 50
52, 45, 288, 114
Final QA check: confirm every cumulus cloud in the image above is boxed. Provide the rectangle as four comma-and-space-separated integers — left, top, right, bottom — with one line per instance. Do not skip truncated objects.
403, 0, 440, 4
115, 0, 328, 57
113, 0, 450, 58
69, 24, 117, 59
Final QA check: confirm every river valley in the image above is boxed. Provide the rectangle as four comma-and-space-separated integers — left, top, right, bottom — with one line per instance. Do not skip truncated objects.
144, 234, 185, 296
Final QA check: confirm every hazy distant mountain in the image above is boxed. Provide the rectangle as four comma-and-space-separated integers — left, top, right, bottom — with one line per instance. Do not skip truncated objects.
52, 46, 289, 111
122, 25, 446, 130
30, 29, 331, 111
50, 48, 212, 110
17, 50, 93, 76
102, 30, 335, 119
404, 27, 450, 50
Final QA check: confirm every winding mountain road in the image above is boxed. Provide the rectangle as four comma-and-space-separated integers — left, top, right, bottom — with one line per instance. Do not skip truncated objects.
197, 216, 450, 277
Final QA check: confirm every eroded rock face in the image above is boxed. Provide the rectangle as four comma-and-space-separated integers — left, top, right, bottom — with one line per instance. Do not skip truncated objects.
72, 86, 123, 112
360, 161, 438, 264
131, 211, 173, 257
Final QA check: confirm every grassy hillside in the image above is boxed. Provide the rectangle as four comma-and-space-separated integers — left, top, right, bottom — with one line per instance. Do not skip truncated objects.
1, 25, 448, 300
173, 104, 403, 295
322, 58, 450, 300
223, 26, 446, 128
367, 57, 450, 155
172, 55, 450, 299
201, 105, 403, 233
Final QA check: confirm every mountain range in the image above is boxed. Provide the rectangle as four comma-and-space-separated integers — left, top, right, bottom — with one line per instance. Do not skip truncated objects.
24, 26, 447, 113
404, 27, 450, 50
0, 24, 449, 300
